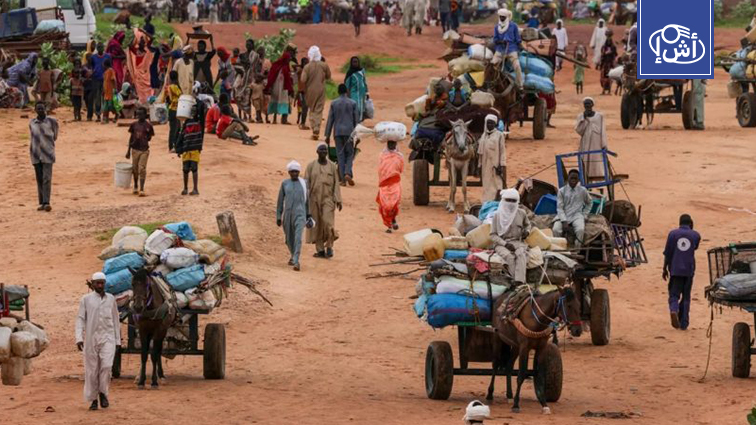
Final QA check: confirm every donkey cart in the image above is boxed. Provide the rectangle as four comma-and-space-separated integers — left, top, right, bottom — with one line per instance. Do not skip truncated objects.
112, 310, 226, 380
425, 323, 562, 401
705, 243, 756, 378
620, 62, 695, 130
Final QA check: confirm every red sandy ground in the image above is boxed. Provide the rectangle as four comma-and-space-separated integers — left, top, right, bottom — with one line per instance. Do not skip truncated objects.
2, 21, 755, 424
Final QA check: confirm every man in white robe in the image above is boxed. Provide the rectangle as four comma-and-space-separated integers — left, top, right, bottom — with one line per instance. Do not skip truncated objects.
477, 114, 507, 203
554, 19, 568, 70
75, 272, 121, 411
575, 97, 608, 181
589, 18, 607, 68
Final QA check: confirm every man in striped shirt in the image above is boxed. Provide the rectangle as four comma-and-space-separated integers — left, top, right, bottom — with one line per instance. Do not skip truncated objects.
29, 101, 58, 211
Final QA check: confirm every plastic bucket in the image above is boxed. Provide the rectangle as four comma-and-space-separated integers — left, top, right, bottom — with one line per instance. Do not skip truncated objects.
114, 162, 132, 189
177, 95, 196, 120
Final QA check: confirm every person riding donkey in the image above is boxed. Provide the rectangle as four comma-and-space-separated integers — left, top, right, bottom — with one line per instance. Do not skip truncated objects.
491, 8, 524, 90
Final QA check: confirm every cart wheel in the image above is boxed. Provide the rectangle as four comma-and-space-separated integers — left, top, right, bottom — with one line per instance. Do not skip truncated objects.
590, 289, 611, 346
737, 93, 756, 127
682, 90, 694, 130
425, 341, 453, 400
112, 345, 122, 378
413, 159, 430, 206
620, 93, 638, 130
535, 343, 562, 403
732, 322, 752, 378
533, 98, 546, 140
203, 323, 226, 379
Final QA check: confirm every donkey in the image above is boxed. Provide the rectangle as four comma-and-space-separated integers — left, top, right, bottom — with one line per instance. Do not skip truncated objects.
488, 286, 583, 414
444, 118, 476, 213
129, 267, 176, 389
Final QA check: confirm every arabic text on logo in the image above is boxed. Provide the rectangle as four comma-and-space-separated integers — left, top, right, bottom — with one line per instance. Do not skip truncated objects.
649, 24, 706, 65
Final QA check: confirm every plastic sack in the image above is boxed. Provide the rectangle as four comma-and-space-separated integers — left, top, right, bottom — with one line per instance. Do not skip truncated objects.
478, 201, 499, 221
518, 52, 554, 79
182, 239, 226, 264
105, 268, 133, 294
1, 357, 24, 386
115, 290, 133, 308
426, 293, 492, 328
102, 252, 145, 275
405, 95, 427, 119
0, 327, 10, 363
99, 226, 148, 260
435, 276, 506, 299
443, 236, 469, 250
163, 221, 196, 241
374, 121, 407, 142
608, 65, 624, 81
523, 73, 555, 94
144, 230, 178, 256
449, 55, 485, 77
11, 331, 38, 358
175, 291, 189, 308
113, 226, 147, 243
23, 358, 32, 376
166, 264, 205, 292
150, 103, 168, 123
34, 19, 65, 34
730, 49, 747, 80
454, 214, 482, 235
161, 247, 199, 269
16, 321, 49, 354
470, 91, 495, 108
468, 44, 494, 61
364, 98, 375, 120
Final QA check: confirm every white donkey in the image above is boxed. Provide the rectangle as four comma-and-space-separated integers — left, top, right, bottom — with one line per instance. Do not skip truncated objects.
445, 119, 476, 213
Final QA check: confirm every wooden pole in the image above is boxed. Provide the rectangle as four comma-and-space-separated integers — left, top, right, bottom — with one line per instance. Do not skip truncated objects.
216, 211, 243, 253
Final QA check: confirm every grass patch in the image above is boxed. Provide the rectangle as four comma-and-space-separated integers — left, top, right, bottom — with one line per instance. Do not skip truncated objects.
97, 221, 173, 242
340, 55, 419, 76
326, 79, 339, 100
95, 13, 176, 44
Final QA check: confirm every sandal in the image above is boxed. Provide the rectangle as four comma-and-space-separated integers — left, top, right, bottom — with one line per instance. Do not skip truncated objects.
313, 251, 326, 258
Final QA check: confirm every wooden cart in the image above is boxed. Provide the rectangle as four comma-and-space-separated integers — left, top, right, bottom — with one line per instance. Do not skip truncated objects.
0, 283, 30, 320
705, 243, 756, 378
425, 323, 562, 401
112, 309, 226, 380
620, 62, 695, 130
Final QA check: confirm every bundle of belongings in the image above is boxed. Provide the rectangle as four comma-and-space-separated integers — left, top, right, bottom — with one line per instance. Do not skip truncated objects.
410, 192, 616, 329
97, 221, 231, 316
0, 316, 50, 386
707, 255, 756, 302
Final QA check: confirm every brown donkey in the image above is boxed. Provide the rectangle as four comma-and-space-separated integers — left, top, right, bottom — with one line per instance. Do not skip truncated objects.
488, 286, 583, 414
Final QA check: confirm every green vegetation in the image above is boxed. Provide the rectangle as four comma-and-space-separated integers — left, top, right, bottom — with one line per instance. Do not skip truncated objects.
749, 406, 756, 425
39, 42, 72, 106
339, 55, 426, 77
325, 79, 339, 100
94, 13, 176, 44
97, 221, 173, 242
245, 28, 296, 61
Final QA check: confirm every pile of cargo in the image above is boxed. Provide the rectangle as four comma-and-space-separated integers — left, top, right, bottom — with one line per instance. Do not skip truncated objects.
407, 201, 612, 329
98, 221, 231, 313
0, 318, 49, 386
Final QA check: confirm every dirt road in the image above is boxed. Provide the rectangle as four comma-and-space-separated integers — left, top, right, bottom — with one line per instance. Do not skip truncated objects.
2, 22, 755, 424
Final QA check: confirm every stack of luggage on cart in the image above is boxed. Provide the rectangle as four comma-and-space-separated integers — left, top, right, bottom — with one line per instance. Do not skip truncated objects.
706, 251, 756, 305
0, 316, 49, 386
411, 199, 614, 329
97, 221, 231, 315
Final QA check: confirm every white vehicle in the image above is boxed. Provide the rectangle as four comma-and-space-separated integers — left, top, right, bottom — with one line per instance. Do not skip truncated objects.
25, 0, 96, 49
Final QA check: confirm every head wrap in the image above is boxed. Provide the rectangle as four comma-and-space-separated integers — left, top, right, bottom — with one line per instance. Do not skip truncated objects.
484, 114, 499, 134
217, 46, 231, 62
182, 44, 194, 55
316, 142, 328, 150
583, 96, 594, 105
308, 45, 322, 62
494, 188, 520, 236
497, 9, 511, 33
120, 82, 131, 95
345, 55, 363, 81
597, 18, 605, 27
92, 272, 106, 281
556, 19, 563, 26
463, 401, 492, 425
497, 8, 508, 17
287, 160, 301, 172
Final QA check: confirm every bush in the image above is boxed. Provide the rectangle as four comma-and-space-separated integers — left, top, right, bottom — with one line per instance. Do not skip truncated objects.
246, 28, 296, 61
731, 0, 756, 20
714, 0, 724, 22
40, 42, 73, 106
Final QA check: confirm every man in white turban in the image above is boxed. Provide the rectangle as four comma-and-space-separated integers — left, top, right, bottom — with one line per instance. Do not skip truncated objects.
301, 46, 332, 139
575, 97, 607, 181
75, 272, 121, 411
490, 189, 531, 285
589, 18, 607, 68
277, 160, 310, 271
554, 19, 568, 70
305, 143, 342, 258
491, 8, 523, 88
477, 114, 507, 203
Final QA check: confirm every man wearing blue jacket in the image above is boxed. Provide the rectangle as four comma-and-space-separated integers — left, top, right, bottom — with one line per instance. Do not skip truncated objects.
491, 8, 523, 89
663, 214, 701, 330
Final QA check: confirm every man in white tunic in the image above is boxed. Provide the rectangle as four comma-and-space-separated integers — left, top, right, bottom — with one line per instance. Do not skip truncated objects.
75, 272, 121, 411
575, 97, 607, 182
477, 114, 507, 203
554, 19, 568, 70
553, 169, 593, 246
589, 19, 607, 68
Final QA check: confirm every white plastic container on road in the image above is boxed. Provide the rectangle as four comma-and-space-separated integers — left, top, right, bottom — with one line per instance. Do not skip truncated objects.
114, 162, 132, 189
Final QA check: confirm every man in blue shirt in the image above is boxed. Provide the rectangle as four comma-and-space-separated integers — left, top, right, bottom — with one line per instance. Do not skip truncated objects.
491, 8, 523, 88
662, 214, 701, 330
88, 42, 112, 122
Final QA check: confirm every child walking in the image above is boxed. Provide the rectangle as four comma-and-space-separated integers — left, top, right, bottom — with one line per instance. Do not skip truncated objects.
102, 58, 118, 124
176, 105, 204, 195
126, 107, 154, 196
35, 57, 55, 112
573, 44, 587, 95
165, 70, 182, 152
250, 74, 268, 123
70, 66, 84, 121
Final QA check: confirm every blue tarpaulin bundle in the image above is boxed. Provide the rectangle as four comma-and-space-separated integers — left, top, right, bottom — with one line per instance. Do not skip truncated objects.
166, 264, 205, 292
427, 293, 492, 328
163, 221, 196, 241
105, 269, 133, 294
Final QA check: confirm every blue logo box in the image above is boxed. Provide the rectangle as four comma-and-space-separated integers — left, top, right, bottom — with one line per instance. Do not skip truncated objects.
638, 0, 714, 79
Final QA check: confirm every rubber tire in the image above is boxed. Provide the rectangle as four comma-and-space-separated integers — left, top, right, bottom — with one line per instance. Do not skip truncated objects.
533, 98, 547, 140
203, 323, 226, 379
732, 322, 752, 378
425, 341, 454, 400
737, 93, 756, 127
112, 345, 122, 378
535, 343, 563, 403
413, 159, 430, 206
682, 90, 694, 130
590, 289, 611, 346
620, 93, 638, 130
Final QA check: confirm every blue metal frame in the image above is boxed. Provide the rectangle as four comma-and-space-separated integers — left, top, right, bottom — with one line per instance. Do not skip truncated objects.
555, 149, 620, 189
